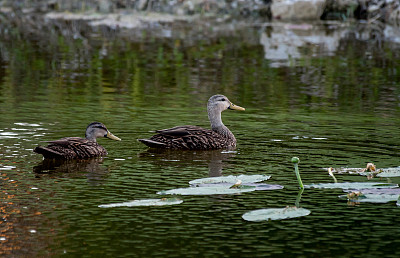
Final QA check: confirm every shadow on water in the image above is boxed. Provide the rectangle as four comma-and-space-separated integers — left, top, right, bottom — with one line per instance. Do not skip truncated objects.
33, 158, 109, 185
138, 149, 236, 177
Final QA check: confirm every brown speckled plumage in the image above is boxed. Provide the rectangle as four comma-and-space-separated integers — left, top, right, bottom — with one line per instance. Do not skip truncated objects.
138, 95, 245, 150
34, 122, 121, 159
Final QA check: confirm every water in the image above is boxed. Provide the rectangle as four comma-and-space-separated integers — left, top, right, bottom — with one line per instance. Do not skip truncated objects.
1, 20, 400, 257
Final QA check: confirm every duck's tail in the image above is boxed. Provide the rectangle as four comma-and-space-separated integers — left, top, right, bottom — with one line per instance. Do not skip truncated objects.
137, 139, 167, 148
33, 146, 64, 159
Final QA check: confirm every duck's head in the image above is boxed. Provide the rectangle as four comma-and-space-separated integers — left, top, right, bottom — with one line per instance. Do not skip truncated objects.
85, 122, 121, 142
207, 94, 245, 113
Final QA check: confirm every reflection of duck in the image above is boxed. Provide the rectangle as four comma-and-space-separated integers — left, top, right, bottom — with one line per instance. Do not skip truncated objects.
33, 158, 109, 185
34, 122, 121, 159
138, 95, 245, 150
138, 149, 236, 177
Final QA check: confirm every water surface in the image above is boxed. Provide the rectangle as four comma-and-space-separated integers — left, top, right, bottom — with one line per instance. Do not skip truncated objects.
1, 20, 400, 257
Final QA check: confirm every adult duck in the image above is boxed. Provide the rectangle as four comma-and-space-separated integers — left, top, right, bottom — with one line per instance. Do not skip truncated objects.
138, 95, 245, 150
34, 122, 121, 159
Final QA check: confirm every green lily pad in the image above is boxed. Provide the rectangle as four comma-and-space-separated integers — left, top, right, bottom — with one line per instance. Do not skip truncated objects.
344, 188, 400, 195
305, 182, 398, 190
157, 185, 256, 196
339, 193, 399, 203
196, 183, 283, 191
98, 198, 183, 208
189, 174, 271, 185
242, 207, 311, 222
376, 167, 400, 178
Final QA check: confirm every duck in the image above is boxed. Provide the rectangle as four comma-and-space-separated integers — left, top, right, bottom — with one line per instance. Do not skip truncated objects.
138, 95, 245, 150
34, 122, 121, 159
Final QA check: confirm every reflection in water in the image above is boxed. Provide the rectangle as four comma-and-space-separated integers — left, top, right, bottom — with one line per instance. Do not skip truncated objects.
1, 168, 60, 257
138, 149, 235, 177
1, 16, 400, 257
33, 158, 109, 185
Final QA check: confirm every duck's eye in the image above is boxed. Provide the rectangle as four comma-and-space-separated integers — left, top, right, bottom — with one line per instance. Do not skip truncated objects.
220, 98, 226, 102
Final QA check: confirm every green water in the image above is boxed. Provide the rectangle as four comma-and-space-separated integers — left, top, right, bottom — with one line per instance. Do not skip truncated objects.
1, 21, 400, 257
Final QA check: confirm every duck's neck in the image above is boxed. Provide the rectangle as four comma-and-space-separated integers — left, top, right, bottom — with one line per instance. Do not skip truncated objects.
208, 108, 233, 138
85, 131, 97, 142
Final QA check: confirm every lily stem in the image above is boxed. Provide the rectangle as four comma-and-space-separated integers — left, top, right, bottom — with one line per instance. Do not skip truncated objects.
291, 157, 304, 189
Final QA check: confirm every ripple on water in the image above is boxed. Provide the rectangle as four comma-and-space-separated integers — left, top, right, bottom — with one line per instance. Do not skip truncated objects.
14, 122, 41, 127
0, 165, 16, 170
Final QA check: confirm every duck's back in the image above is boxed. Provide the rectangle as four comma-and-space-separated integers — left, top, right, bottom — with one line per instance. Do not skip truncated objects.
138, 125, 236, 150
34, 137, 107, 159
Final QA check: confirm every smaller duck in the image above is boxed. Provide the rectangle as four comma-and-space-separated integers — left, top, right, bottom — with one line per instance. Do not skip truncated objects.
34, 122, 121, 159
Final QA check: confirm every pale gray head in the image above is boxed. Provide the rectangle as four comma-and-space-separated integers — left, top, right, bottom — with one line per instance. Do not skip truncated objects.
85, 122, 121, 142
207, 95, 245, 129
207, 95, 245, 113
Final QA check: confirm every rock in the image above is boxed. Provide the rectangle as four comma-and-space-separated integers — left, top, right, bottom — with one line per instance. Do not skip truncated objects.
271, 0, 327, 20
137, 0, 149, 11
387, 6, 400, 26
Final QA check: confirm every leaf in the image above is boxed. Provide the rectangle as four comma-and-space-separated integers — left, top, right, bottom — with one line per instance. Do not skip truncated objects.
339, 194, 399, 203
242, 207, 311, 222
195, 183, 284, 191
189, 174, 271, 185
98, 198, 183, 208
157, 185, 256, 196
376, 167, 400, 178
305, 182, 398, 190
343, 188, 400, 195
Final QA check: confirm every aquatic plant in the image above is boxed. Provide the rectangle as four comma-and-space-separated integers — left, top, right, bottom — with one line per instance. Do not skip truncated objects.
291, 157, 304, 189
242, 157, 311, 222
158, 174, 281, 196
99, 198, 183, 208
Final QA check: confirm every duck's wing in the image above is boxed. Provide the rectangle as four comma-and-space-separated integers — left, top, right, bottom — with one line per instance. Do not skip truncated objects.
155, 125, 205, 137
34, 137, 106, 159
138, 125, 227, 150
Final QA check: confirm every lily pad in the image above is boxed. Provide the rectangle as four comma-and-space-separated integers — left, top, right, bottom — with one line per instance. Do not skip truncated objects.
376, 167, 400, 178
157, 185, 256, 196
189, 174, 271, 185
305, 182, 398, 190
196, 183, 284, 191
339, 193, 399, 203
98, 198, 183, 208
242, 207, 311, 222
343, 188, 400, 195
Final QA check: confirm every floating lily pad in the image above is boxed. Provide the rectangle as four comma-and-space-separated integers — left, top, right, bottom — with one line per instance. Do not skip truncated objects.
339, 193, 399, 203
157, 185, 256, 196
376, 167, 400, 178
305, 182, 398, 190
343, 188, 400, 195
98, 198, 183, 208
189, 174, 271, 185
196, 183, 284, 191
339, 188, 400, 204
242, 207, 311, 222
